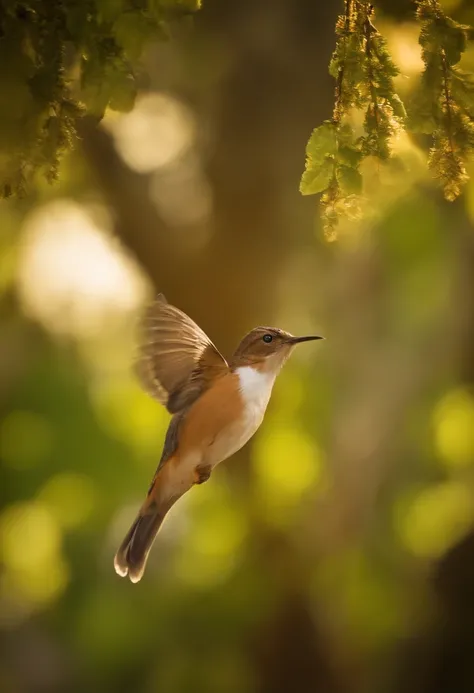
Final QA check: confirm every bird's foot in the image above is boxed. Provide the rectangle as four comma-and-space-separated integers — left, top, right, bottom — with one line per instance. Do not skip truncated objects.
194, 464, 212, 485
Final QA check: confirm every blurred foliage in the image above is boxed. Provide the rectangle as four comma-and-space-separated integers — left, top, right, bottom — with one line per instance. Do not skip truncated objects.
301, 0, 474, 235
0, 0, 199, 198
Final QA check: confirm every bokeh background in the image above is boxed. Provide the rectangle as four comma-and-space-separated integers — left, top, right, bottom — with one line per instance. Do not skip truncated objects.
2, 1, 474, 692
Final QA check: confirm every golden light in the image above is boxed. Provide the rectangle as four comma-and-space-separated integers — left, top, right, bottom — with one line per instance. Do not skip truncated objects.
38, 472, 97, 530
173, 479, 247, 588
440, 0, 463, 12
89, 375, 168, 454
104, 92, 195, 173
0, 501, 69, 616
382, 22, 423, 77
150, 155, 213, 231
396, 482, 474, 559
253, 421, 321, 525
0, 502, 60, 572
433, 388, 474, 469
17, 200, 148, 338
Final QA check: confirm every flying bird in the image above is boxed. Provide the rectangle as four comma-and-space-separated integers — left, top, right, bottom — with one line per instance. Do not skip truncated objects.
114, 294, 322, 582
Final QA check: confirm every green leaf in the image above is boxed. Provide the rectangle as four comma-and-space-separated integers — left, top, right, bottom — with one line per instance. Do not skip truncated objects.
300, 121, 337, 195
300, 157, 334, 196
109, 74, 137, 113
338, 145, 362, 167
305, 122, 337, 162
336, 164, 363, 195
80, 57, 111, 118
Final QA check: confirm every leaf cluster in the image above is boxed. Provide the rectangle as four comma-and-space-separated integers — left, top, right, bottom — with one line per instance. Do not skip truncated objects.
300, 1, 405, 235
301, 0, 474, 235
410, 0, 474, 201
0, 0, 199, 198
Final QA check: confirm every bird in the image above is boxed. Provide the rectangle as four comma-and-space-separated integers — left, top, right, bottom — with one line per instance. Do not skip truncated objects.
114, 293, 323, 583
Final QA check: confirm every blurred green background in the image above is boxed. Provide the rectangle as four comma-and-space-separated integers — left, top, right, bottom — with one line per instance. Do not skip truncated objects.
2, 1, 474, 692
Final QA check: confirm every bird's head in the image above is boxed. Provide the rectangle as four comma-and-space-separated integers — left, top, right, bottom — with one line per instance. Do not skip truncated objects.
231, 326, 323, 373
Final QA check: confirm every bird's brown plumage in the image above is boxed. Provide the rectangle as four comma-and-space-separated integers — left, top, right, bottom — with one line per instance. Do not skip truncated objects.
115, 296, 322, 582
115, 294, 230, 582
135, 293, 229, 413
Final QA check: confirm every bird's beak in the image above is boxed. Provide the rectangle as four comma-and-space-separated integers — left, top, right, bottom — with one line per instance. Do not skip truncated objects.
287, 335, 324, 345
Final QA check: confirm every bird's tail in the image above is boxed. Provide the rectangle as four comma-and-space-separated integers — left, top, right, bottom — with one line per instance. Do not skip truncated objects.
114, 497, 166, 584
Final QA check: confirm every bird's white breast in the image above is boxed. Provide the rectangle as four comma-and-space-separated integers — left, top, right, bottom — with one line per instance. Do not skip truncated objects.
237, 366, 275, 412
235, 366, 276, 438
200, 366, 277, 468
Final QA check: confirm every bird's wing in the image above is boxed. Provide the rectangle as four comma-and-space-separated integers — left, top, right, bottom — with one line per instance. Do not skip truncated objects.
134, 294, 229, 413
142, 411, 184, 493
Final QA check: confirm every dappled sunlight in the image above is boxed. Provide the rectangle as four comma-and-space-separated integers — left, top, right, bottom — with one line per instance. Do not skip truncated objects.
104, 92, 195, 174
359, 137, 427, 204
390, 129, 427, 169
326, 132, 428, 245
105, 92, 213, 233
396, 482, 474, 559
3, 3, 474, 692
173, 480, 247, 589
150, 155, 214, 233
38, 472, 97, 530
440, 0, 463, 12
0, 502, 68, 618
433, 388, 474, 469
0, 502, 60, 572
383, 22, 423, 78
89, 376, 169, 455
253, 422, 321, 526
18, 200, 148, 339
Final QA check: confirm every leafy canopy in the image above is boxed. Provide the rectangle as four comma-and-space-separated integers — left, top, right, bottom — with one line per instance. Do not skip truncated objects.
300, 0, 474, 235
2, 0, 473, 238
0, 0, 199, 198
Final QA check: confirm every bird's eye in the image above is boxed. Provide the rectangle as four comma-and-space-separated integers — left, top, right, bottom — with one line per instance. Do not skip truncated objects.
262, 334, 273, 343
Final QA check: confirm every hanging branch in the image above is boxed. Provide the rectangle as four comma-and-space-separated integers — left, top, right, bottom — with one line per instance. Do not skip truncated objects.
411, 0, 474, 201
0, 0, 200, 198
300, 1, 405, 237
360, 6, 405, 160
301, 0, 474, 235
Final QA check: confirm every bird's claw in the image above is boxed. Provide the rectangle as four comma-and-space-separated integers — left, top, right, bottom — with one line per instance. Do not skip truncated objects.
194, 464, 212, 484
